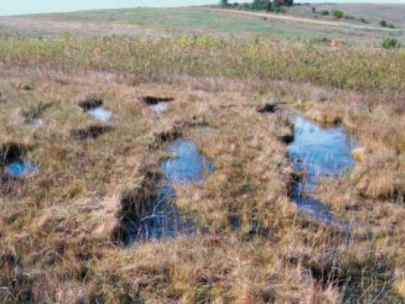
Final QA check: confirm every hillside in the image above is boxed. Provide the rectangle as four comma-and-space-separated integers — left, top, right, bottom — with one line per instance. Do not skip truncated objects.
0, 5, 404, 45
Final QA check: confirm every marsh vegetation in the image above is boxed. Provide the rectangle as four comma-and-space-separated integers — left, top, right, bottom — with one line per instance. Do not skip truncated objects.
1, 6, 405, 304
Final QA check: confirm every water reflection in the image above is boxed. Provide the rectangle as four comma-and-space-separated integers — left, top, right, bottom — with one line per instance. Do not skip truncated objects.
288, 115, 355, 227
4, 159, 38, 177
87, 107, 113, 122
127, 139, 213, 243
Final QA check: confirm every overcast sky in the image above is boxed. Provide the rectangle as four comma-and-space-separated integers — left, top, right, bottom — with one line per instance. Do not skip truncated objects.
1, 0, 404, 16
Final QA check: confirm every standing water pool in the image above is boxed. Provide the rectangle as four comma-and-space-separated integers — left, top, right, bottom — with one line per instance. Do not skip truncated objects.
288, 115, 356, 227
127, 139, 213, 243
87, 107, 113, 122
3, 159, 38, 178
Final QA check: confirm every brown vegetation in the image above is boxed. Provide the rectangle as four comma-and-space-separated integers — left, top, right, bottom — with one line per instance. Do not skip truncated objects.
0, 68, 353, 303
1, 34, 405, 303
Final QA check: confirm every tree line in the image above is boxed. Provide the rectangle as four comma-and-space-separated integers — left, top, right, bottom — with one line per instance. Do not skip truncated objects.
220, 0, 294, 10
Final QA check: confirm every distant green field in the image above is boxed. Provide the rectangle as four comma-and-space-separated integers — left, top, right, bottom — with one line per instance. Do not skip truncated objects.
1, 7, 403, 45
21, 8, 331, 39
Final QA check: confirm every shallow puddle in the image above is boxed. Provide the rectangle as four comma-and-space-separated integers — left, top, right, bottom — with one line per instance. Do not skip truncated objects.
4, 159, 38, 178
150, 102, 168, 115
87, 107, 113, 122
142, 96, 174, 115
288, 115, 356, 227
32, 118, 45, 127
127, 139, 213, 243
127, 186, 196, 242
162, 139, 214, 185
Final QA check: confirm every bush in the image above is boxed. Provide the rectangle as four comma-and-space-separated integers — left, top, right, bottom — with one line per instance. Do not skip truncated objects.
380, 20, 395, 29
320, 10, 329, 16
251, 0, 271, 11
312, 37, 331, 44
382, 38, 402, 49
241, 3, 251, 10
219, 0, 229, 8
332, 10, 344, 19
284, 0, 294, 7
270, 6, 285, 13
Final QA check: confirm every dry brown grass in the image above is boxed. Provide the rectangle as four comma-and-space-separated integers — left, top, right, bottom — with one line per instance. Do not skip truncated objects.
285, 82, 405, 303
0, 67, 404, 303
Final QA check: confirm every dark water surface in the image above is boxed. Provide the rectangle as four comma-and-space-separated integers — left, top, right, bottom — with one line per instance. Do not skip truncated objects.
288, 115, 356, 227
127, 114, 354, 242
128, 139, 213, 242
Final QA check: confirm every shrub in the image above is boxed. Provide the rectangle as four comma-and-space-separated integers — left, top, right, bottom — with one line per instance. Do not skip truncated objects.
382, 38, 402, 49
271, 6, 285, 13
320, 10, 329, 16
239, 3, 250, 10
380, 20, 395, 29
332, 10, 344, 19
284, 0, 294, 7
219, 0, 229, 8
311, 37, 331, 45
251, 0, 271, 11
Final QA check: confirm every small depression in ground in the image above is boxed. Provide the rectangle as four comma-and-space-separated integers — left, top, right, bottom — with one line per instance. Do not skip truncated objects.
3, 159, 37, 178
288, 115, 356, 227
87, 107, 113, 122
1, 145, 38, 178
70, 125, 113, 140
32, 118, 45, 127
79, 99, 112, 122
142, 96, 174, 115
150, 102, 168, 115
127, 139, 213, 243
